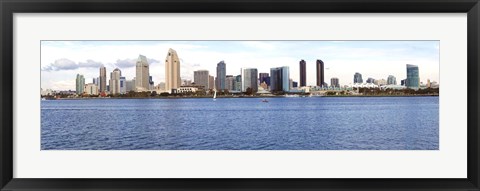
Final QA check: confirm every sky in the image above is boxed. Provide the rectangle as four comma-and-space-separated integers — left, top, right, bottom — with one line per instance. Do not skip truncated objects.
41, 41, 440, 91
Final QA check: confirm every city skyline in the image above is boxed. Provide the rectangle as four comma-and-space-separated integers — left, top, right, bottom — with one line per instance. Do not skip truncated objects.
41, 41, 440, 91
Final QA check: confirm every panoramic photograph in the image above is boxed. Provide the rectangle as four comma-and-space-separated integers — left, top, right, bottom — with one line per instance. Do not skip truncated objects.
40, 41, 439, 150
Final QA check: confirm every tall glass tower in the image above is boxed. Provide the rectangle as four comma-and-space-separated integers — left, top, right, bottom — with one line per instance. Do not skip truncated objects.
270, 66, 290, 92
75, 74, 85, 95
354, 72, 363, 83
216, 61, 226, 90
135, 54, 150, 92
299, 59, 306, 87
406, 64, 419, 89
241, 68, 258, 93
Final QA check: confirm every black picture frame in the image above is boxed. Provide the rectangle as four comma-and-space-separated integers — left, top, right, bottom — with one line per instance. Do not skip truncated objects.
1, 0, 479, 190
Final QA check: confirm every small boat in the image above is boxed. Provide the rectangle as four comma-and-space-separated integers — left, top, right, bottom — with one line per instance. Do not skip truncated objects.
213, 89, 217, 101
261, 99, 269, 103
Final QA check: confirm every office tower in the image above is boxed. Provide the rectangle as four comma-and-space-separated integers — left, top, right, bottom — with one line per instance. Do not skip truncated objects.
92, 78, 96, 85
270, 66, 290, 92
235, 75, 242, 91
299, 59, 306, 87
387, 75, 397, 85
194, 70, 209, 89
208, 75, 214, 90
225, 75, 235, 90
316, 59, 325, 87
126, 79, 135, 92
241, 68, 258, 93
84, 83, 98, 95
75, 74, 85, 95
216, 61, 226, 90
99, 66, 107, 93
149, 76, 154, 90
366, 78, 375, 83
401, 79, 407, 86
292, 81, 298, 88
165, 48, 181, 93
354, 72, 363, 83
135, 55, 150, 92
120, 77, 126, 94
109, 68, 121, 94
331, 77, 339, 88
259, 73, 270, 86
406, 64, 420, 89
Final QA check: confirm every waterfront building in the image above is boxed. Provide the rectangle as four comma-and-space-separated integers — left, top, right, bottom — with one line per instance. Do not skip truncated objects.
427, 79, 431, 88
374, 79, 387, 86
225, 75, 235, 90
292, 81, 298, 88
331, 77, 339, 88
176, 86, 198, 94
260, 81, 268, 90
165, 48, 181, 93
157, 82, 166, 92
351, 83, 379, 89
182, 79, 192, 86
84, 83, 99, 95
208, 75, 214, 90
194, 70, 209, 89
259, 73, 270, 86
99, 66, 107, 93
75, 74, 85, 95
126, 79, 136, 92
41, 88, 54, 96
149, 76, 154, 90
387, 75, 397, 85
366, 78, 375, 83
216, 61, 226, 90
270, 66, 290, 92
120, 76, 126, 94
135, 54, 150, 92
241, 68, 258, 93
109, 68, 121, 94
300, 59, 307, 87
354, 72, 363, 83
316, 59, 325, 87
234, 75, 242, 91
406, 64, 420, 89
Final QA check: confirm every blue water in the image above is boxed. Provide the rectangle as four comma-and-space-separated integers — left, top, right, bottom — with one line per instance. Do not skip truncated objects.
41, 97, 439, 150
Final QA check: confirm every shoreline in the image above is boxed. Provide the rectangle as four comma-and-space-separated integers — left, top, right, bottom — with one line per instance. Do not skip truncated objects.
44, 94, 439, 100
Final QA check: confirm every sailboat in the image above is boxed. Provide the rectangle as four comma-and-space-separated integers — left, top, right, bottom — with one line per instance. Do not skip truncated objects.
213, 89, 217, 101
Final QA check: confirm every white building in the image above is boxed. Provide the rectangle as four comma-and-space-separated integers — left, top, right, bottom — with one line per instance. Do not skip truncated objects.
176, 86, 198, 94
84, 83, 99, 95
350, 83, 379, 88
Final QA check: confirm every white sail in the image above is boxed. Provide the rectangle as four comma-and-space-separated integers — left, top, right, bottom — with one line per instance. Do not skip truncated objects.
213, 89, 217, 99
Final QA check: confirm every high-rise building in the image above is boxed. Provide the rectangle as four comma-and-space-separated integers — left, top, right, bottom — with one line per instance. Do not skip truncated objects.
120, 76, 126, 94
149, 76, 154, 90
225, 75, 235, 91
208, 75, 214, 90
387, 75, 397, 85
234, 75, 242, 91
270, 66, 290, 92
401, 79, 407, 86
84, 83, 98, 95
259, 73, 270, 86
241, 68, 258, 93
194, 70, 209, 89
406, 64, 420, 89
216, 61, 226, 90
374, 79, 387, 86
99, 66, 107, 93
366, 78, 375, 83
135, 55, 150, 92
165, 48, 181, 93
109, 68, 121, 94
292, 81, 298, 88
316, 59, 325, 87
299, 59, 306, 87
331, 77, 339, 88
75, 74, 85, 95
126, 79, 135, 92
354, 72, 363, 83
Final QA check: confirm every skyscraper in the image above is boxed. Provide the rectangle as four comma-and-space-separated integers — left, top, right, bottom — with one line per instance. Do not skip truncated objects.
259, 73, 270, 86
235, 75, 242, 91
366, 78, 375, 83
109, 68, 121, 94
75, 74, 85, 95
331, 77, 339, 88
354, 72, 363, 83
225, 75, 235, 91
165, 48, 181, 93
208, 75, 214, 90
99, 66, 107, 93
270, 66, 290, 92
241, 68, 258, 93
316, 59, 325, 87
120, 76, 126, 94
299, 59, 306, 87
194, 70, 209, 89
406, 64, 420, 89
387, 75, 397, 85
216, 61, 226, 90
135, 55, 150, 92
